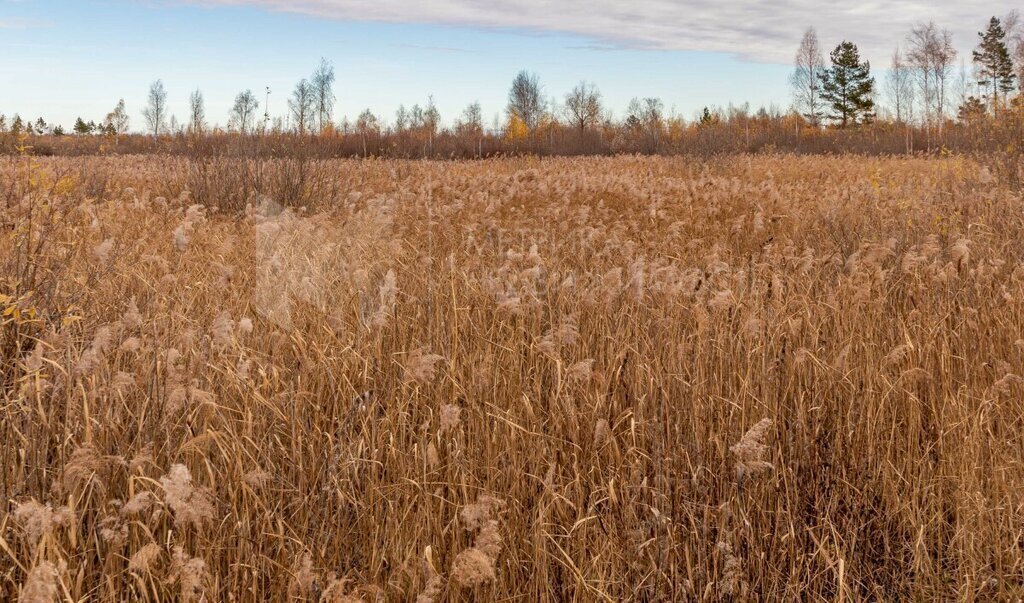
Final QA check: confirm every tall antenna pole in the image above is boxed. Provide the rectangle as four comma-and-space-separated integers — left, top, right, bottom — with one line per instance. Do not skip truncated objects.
264, 86, 271, 134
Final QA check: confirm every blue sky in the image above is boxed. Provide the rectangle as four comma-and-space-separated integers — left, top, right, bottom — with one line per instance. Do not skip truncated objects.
0, 0, 1017, 131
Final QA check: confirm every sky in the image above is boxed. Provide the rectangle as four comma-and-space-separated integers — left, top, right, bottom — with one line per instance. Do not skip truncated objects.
0, 0, 1019, 131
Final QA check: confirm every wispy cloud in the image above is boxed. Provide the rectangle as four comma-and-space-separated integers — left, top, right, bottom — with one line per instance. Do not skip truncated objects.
392, 42, 475, 54
0, 17, 52, 29
564, 43, 623, 52
184, 0, 1018, 63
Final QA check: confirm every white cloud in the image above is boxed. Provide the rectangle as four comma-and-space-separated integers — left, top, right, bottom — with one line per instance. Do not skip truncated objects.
0, 17, 51, 29
188, 0, 1018, 64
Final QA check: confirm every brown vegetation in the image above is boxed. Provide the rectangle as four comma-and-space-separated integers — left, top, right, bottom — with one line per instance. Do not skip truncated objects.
4, 112, 1023, 160
2, 153, 1024, 600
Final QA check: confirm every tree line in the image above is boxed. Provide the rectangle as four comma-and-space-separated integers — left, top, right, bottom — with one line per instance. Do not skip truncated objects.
792, 16, 1020, 130
2, 13, 1022, 157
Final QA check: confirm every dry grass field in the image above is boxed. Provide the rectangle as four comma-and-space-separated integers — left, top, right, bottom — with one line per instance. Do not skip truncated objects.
2, 153, 1024, 601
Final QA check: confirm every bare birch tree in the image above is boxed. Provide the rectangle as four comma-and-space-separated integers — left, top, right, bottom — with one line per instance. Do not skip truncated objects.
564, 82, 602, 132
508, 71, 544, 132
906, 22, 957, 130
142, 80, 167, 136
288, 79, 314, 135
104, 99, 130, 138
885, 47, 915, 123
229, 90, 259, 134
311, 58, 336, 134
1004, 11, 1024, 87
189, 90, 206, 135
790, 27, 826, 126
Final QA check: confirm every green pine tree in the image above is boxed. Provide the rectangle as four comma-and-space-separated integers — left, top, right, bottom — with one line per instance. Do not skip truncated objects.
818, 41, 875, 128
958, 96, 987, 123
699, 107, 716, 126
973, 17, 1016, 116
73, 117, 91, 135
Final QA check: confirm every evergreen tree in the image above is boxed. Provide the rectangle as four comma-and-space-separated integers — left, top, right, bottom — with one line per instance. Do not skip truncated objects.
699, 107, 717, 126
74, 117, 91, 135
818, 41, 875, 127
973, 17, 1016, 116
52, 125, 65, 136
958, 96, 987, 123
